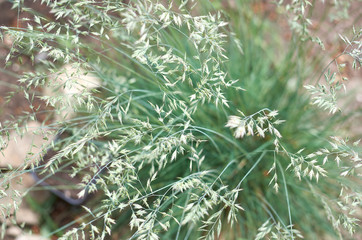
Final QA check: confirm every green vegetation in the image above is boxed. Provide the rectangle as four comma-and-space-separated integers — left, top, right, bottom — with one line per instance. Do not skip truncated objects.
0, 0, 361, 239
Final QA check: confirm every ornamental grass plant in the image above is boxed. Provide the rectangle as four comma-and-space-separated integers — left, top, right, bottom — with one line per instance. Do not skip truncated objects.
0, 0, 361, 239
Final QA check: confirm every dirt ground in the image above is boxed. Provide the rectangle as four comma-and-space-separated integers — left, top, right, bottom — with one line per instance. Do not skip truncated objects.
0, 0, 27, 123
0, 0, 51, 124
0, 2, 78, 239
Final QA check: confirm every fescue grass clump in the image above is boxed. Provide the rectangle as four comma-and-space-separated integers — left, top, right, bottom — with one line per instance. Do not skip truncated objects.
0, 0, 361, 239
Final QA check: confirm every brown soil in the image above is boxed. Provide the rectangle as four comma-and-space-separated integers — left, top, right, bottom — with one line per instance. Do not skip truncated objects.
0, 2, 85, 238
0, 1, 51, 124
36, 149, 85, 200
